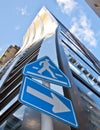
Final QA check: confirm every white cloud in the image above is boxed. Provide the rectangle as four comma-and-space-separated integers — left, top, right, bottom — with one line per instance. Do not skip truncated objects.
56, 0, 97, 47
70, 14, 97, 47
56, 0, 78, 15
15, 25, 21, 30
16, 6, 31, 16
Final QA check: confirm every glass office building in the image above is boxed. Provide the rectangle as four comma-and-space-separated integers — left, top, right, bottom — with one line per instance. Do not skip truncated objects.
0, 7, 100, 130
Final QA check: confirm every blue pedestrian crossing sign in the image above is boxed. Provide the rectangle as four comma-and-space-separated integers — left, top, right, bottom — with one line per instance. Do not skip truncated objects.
19, 76, 78, 128
23, 56, 71, 88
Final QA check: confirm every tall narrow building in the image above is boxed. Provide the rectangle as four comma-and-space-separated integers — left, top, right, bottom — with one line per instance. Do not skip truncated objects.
0, 7, 100, 130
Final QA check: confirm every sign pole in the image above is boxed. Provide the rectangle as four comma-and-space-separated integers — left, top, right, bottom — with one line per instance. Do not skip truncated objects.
41, 81, 53, 130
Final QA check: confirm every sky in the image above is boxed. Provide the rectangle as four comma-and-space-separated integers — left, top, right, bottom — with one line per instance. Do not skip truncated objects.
0, 0, 100, 60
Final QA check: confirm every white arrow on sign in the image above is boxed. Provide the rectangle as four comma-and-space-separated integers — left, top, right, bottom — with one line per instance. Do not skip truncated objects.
27, 86, 70, 113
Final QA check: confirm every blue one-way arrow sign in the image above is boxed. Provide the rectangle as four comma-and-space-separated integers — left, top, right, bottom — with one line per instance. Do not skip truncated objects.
19, 76, 78, 128
23, 56, 71, 88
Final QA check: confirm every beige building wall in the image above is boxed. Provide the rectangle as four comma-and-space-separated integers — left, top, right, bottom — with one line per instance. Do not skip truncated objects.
0, 45, 20, 67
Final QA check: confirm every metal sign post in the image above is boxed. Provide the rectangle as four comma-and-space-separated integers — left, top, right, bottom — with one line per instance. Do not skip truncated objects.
41, 81, 53, 130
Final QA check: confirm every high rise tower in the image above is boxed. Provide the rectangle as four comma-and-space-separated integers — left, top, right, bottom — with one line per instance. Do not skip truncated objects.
0, 7, 100, 130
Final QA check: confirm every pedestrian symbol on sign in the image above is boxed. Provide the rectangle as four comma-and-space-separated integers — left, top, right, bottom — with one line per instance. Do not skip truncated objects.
23, 56, 71, 88
38, 59, 56, 79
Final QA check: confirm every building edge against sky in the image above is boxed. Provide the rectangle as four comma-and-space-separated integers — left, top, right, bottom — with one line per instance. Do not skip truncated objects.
0, 7, 100, 130
85, 0, 100, 17
19, 6, 100, 74
18, 7, 58, 53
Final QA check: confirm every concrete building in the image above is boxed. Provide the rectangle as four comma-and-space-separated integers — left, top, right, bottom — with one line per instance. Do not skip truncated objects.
85, 0, 100, 17
0, 7, 100, 130
0, 45, 20, 68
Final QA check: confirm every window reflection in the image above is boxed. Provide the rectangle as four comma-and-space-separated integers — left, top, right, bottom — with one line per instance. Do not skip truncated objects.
62, 42, 100, 95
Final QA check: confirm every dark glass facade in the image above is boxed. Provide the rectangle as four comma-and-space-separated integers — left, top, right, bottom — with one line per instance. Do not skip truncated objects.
56, 25, 100, 130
